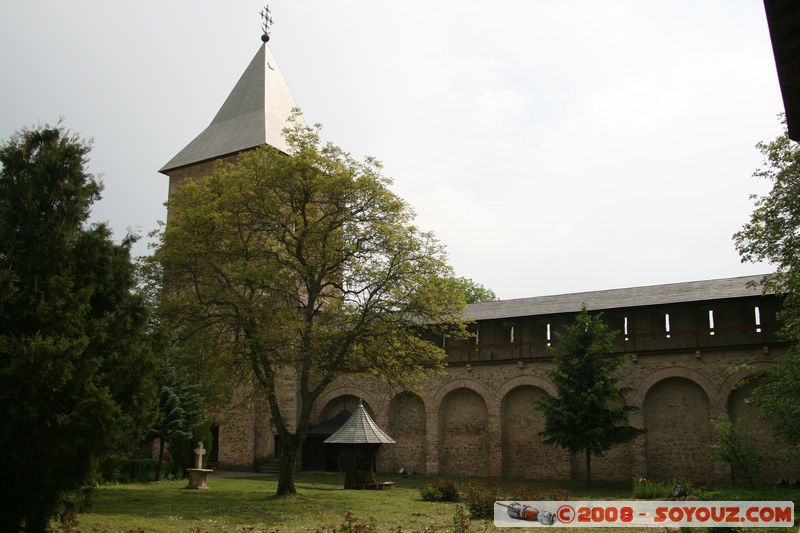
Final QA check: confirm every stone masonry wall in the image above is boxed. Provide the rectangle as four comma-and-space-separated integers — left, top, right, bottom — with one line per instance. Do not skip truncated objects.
643, 377, 712, 482
306, 344, 789, 482
439, 388, 489, 476
216, 384, 257, 469
165, 154, 241, 205
215, 328, 791, 483
501, 385, 571, 479
378, 392, 427, 474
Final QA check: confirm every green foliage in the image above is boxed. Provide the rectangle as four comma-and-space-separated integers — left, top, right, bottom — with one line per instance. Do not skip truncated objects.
95, 455, 183, 483
734, 123, 800, 447
149, 386, 190, 445
418, 479, 459, 502
452, 505, 471, 533
734, 122, 800, 342
694, 486, 800, 524
711, 416, 762, 488
457, 277, 498, 303
748, 352, 800, 446
418, 484, 444, 502
146, 345, 209, 474
631, 477, 681, 499
148, 385, 192, 480
0, 125, 158, 532
460, 480, 500, 519
170, 420, 213, 470
150, 117, 468, 496
460, 480, 570, 520
538, 306, 645, 486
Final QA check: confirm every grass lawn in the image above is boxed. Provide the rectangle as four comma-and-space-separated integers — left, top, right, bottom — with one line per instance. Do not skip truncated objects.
70, 472, 631, 533
68, 472, 799, 533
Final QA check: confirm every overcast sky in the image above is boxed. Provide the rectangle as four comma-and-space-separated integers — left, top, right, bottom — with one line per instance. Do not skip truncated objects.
0, 1, 784, 299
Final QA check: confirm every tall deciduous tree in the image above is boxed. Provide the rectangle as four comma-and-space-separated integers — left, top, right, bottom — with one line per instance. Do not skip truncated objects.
458, 277, 498, 303
151, 121, 467, 496
0, 126, 157, 532
537, 307, 644, 486
734, 122, 800, 449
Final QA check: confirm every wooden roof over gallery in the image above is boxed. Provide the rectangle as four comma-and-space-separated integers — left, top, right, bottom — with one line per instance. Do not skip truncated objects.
466, 275, 769, 321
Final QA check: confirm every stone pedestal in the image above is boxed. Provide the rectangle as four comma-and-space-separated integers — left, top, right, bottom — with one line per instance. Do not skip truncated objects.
186, 468, 213, 490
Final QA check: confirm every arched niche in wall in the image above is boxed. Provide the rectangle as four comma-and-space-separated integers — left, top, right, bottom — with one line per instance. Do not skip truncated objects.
380, 391, 427, 474
500, 385, 570, 479
643, 377, 712, 482
438, 387, 489, 476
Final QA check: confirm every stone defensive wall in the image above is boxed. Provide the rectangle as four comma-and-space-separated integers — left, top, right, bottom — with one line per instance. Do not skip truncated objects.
216, 276, 798, 483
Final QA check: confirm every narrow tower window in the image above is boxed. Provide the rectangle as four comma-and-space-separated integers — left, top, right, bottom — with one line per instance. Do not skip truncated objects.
624, 316, 629, 341
510, 326, 515, 343
546, 323, 551, 347
665, 313, 671, 339
754, 306, 762, 333
475, 326, 480, 345
708, 310, 715, 336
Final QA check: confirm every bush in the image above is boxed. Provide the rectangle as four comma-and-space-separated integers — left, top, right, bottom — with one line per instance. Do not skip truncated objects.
631, 477, 680, 499
460, 481, 571, 520
418, 484, 444, 502
96, 455, 184, 483
461, 480, 500, 520
712, 416, 761, 488
418, 478, 459, 502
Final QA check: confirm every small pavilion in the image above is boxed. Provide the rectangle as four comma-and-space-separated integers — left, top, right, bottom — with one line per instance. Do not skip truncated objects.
324, 400, 395, 489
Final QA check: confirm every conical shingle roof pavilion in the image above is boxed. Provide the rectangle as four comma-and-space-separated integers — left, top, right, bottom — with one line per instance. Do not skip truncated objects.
324, 400, 396, 444
160, 43, 303, 173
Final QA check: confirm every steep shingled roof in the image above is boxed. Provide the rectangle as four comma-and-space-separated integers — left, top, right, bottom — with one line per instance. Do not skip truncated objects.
324, 400, 395, 444
466, 274, 770, 321
764, 0, 800, 142
160, 43, 303, 173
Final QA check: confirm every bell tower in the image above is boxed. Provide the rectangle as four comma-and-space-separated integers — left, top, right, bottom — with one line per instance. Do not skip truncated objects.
157, 8, 305, 468
159, 12, 304, 203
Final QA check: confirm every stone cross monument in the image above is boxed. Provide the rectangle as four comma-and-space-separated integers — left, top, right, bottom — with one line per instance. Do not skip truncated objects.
194, 442, 206, 470
186, 441, 213, 490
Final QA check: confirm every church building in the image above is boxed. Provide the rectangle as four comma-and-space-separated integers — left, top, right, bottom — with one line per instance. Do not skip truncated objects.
160, 36, 796, 483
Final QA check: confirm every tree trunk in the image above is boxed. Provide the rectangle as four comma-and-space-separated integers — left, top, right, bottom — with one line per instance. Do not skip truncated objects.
156, 438, 165, 482
276, 436, 300, 497
585, 449, 592, 487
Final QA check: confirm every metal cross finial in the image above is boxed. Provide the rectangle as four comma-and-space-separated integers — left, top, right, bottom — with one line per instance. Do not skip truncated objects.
260, 5, 274, 43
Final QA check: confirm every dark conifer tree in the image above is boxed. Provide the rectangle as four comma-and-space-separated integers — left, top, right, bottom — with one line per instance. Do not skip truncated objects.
538, 306, 644, 486
0, 126, 157, 532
